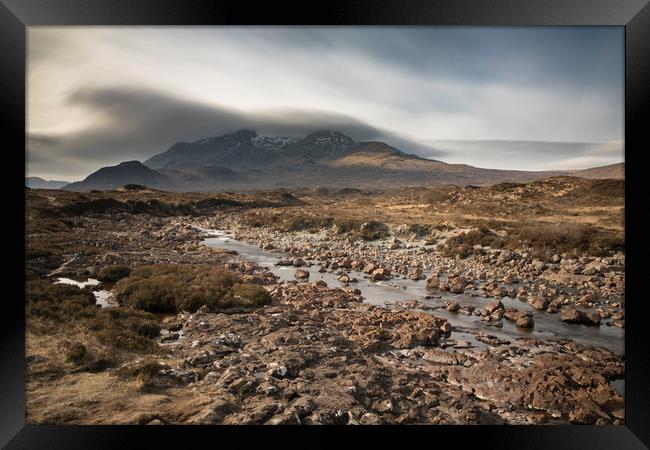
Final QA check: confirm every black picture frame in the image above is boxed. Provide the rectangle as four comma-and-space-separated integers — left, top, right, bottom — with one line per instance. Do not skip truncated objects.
2, 0, 648, 448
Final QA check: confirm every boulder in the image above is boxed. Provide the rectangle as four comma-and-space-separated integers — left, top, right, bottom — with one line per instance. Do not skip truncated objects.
560, 308, 584, 324
583, 311, 601, 326
529, 296, 549, 311
426, 276, 441, 289
485, 299, 504, 314
294, 270, 310, 280
516, 316, 534, 328
449, 277, 467, 294
446, 302, 460, 312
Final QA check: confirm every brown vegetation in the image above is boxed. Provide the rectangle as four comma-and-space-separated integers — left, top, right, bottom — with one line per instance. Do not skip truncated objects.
114, 264, 272, 313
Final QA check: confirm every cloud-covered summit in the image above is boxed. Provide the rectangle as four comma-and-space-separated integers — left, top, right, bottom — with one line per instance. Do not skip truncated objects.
27, 27, 624, 180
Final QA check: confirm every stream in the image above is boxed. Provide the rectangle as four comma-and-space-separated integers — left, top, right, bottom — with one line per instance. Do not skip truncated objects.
201, 228, 624, 355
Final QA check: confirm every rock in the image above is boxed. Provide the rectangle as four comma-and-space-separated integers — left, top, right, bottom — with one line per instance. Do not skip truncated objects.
490, 287, 505, 298
426, 276, 441, 289
449, 277, 467, 294
267, 364, 288, 379
292, 258, 306, 267
371, 268, 391, 281
583, 311, 601, 326
440, 321, 453, 336
363, 263, 377, 274
372, 399, 396, 414
560, 308, 584, 324
446, 302, 460, 312
485, 299, 504, 314
294, 270, 310, 280
516, 316, 534, 328
503, 309, 524, 322
338, 274, 351, 283
360, 412, 384, 425
26, 355, 48, 364
529, 296, 549, 311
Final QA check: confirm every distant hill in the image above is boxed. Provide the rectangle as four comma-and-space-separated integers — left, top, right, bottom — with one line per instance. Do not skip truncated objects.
63, 161, 172, 192
65, 130, 625, 192
25, 177, 69, 189
570, 162, 624, 180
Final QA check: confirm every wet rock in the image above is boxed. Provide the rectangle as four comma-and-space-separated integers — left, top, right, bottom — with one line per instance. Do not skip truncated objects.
560, 308, 584, 324
294, 270, 310, 280
426, 276, 441, 289
449, 277, 467, 294
371, 268, 391, 281
485, 299, 504, 314
516, 316, 534, 328
446, 302, 460, 312
583, 311, 601, 326
529, 296, 549, 311
26, 355, 48, 364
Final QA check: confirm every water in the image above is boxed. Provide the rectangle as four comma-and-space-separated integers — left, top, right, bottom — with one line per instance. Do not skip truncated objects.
611, 378, 625, 397
202, 230, 624, 354
55, 277, 116, 308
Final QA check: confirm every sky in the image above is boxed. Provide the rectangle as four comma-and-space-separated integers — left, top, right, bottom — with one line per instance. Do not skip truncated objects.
27, 26, 624, 181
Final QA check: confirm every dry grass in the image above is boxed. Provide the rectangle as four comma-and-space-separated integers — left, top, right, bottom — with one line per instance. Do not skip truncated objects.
114, 264, 272, 313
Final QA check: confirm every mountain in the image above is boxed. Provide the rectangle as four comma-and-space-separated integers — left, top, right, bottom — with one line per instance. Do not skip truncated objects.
570, 162, 624, 180
67, 130, 625, 192
63, 161, 172, 192
25, 177, 69, 189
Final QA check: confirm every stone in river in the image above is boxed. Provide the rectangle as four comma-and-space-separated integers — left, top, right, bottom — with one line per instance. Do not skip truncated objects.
516, 316, 534, 328
294, 270, 310, 280
446, 302, 460, 312
485, 299, 504, 314
560, 307, 584, 324
529, 296, 549, 311
426, 276, 441, 289
582, 311, 601, 326
449, 277, 467, 294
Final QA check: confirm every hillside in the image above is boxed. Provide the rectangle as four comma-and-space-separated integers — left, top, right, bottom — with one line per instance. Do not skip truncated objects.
63, 161, 172, 192
63, 130, 625, 192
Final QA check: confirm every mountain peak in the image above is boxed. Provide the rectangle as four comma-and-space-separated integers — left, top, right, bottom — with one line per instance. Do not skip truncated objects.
302, 130, 355, 147
229, 129, 258, 139
117, 160, 148, 167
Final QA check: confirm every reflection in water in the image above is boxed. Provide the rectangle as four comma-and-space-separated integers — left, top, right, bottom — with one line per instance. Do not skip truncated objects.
55, 277, 116, 308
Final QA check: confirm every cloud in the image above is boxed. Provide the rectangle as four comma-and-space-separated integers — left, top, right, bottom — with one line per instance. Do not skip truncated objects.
424, 140, 624, 170
27, 86, 446, 179
26, 27, 624, 179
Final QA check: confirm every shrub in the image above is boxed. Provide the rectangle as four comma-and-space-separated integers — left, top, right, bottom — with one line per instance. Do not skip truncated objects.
114, 358, 163, 389
359, 221, 389, 241
439, 228, 504, 258
97, 264, 131, 282
114, 264, 271, 313
26, 279, 161, 353
509, 222, 624, 257
231, 283, 272, 307
65, 342, 87, 364
425, 190, 451, 204
408, 223, 432, 237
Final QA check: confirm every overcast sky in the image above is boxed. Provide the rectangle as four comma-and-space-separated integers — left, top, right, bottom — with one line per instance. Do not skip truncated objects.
27, 26, 624, 181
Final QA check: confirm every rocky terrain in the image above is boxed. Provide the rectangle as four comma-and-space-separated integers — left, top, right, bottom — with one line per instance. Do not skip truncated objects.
25, 179, 625, 425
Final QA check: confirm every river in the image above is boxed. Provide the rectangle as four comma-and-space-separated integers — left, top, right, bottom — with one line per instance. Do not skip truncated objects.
201, 228, 624, 355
